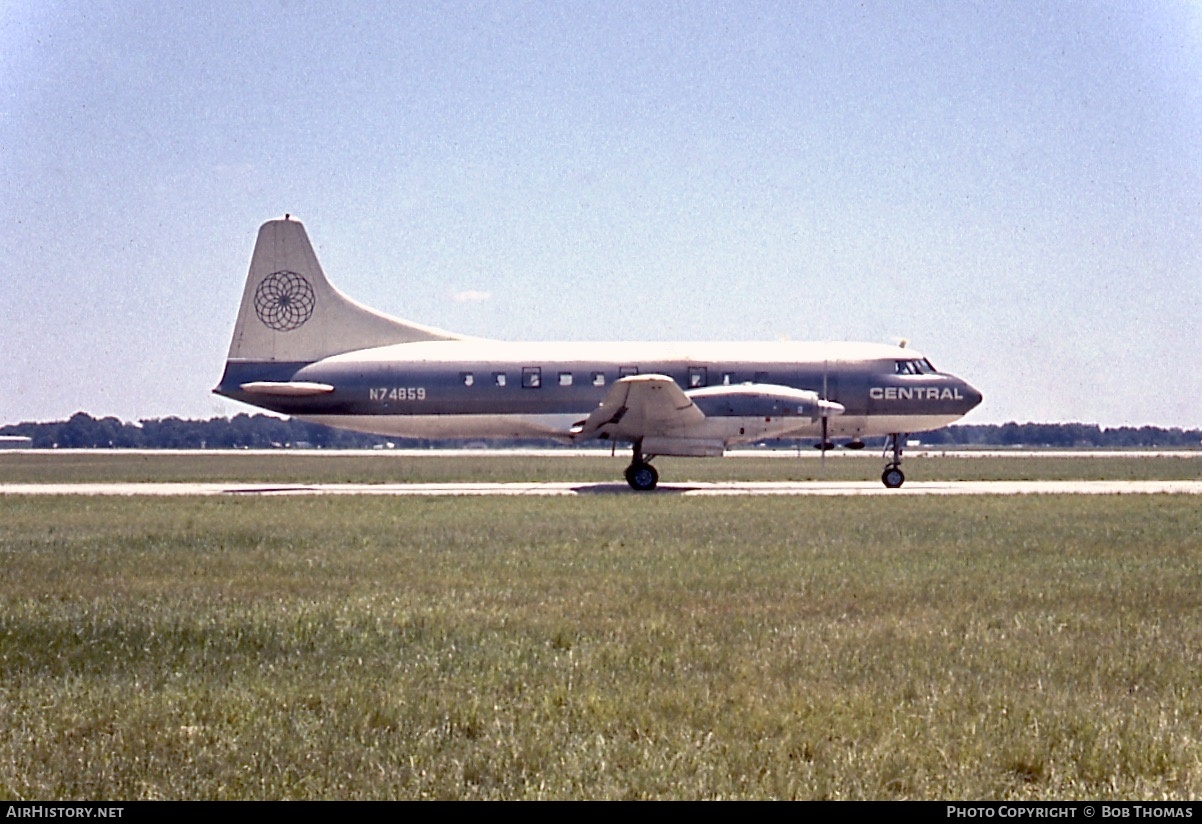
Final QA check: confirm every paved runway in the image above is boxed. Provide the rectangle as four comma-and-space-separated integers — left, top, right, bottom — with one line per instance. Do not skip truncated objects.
5, 480, 1202, 497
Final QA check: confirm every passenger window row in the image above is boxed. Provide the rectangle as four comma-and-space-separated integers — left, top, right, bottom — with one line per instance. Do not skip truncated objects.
456, 367, 766, 388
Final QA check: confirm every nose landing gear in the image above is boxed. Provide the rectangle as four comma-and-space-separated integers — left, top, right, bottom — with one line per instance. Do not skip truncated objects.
882, 433, 907, 488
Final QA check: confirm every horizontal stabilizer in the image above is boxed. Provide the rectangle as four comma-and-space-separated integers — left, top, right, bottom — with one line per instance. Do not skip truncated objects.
239, 381, 335, 397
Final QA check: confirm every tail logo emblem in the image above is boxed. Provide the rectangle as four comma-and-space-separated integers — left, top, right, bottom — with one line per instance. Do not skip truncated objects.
254, 270, 316, 331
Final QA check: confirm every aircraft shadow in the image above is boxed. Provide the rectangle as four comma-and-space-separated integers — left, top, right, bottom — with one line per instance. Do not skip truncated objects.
225, 486, 319, 495
571, 483, 702, 495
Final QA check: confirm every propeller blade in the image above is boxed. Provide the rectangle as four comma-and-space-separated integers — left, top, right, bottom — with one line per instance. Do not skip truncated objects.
820, 414, 828, 477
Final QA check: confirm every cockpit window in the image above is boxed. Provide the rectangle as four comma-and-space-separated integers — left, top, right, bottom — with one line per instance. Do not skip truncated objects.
896, 359, 937, 375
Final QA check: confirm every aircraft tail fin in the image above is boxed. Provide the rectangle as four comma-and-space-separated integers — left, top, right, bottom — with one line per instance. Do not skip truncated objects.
225, 217, 461, 363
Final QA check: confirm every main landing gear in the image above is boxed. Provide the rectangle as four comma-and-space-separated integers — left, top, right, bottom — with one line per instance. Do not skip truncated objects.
881, 433, 907, 488
622, 437, 908, 491
625, 442, 659, 491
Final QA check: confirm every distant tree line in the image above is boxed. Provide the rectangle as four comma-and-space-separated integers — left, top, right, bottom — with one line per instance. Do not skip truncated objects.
919, 422, 1202, 448
3, 412, 1201, 450
0, 412, 392, 450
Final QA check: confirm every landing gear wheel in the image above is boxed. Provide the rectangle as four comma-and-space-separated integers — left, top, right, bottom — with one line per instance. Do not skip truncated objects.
625, 462, 659, 491
882, 466, 905, 489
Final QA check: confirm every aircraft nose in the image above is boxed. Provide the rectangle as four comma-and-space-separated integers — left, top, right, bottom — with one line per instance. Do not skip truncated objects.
960, 381, 983, 412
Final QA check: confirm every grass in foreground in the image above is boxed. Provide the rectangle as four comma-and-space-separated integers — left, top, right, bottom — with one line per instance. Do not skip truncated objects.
1, 495, 1201, 799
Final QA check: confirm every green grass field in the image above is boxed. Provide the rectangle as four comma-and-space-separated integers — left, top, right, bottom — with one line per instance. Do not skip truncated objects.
3, 449, 1202, 484
2, 463, 1202, 798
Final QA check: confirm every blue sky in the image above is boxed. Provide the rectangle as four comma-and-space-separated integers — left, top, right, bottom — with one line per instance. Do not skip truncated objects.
3, 1, 1200, 427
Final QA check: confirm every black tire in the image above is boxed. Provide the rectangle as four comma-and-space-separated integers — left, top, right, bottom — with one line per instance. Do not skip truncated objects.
881, 466, 905, 489
625, 462, 659, 491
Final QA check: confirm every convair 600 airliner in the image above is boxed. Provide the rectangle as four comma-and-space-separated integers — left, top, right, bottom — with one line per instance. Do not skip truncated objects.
214, 217, 982, 489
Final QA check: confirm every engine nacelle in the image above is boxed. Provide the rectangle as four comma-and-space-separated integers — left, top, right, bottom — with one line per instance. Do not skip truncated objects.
687, 383, 844, 420
641, 436, 726, 457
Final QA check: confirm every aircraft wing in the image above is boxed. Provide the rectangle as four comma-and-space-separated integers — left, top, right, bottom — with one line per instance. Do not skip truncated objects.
571, 374, 704, 442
